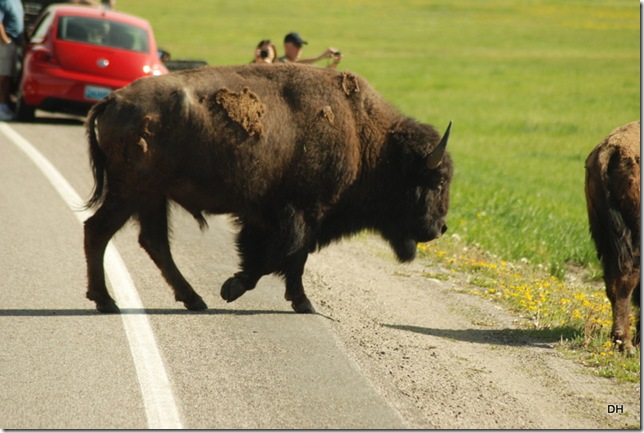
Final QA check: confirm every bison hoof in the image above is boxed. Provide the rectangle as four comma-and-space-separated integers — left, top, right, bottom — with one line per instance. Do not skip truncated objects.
183, 297, 208, 311
620, 341, 637, 357
613, 337, 637, 356
292, 298, 316, 314
96, 300, 120, 314
221, 277, 249, 303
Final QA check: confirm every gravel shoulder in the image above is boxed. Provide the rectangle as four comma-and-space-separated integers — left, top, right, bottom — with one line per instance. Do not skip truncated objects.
304, 233, 640, 429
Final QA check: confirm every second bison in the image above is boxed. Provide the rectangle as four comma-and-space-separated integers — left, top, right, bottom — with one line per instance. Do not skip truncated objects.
585, 121, 640, 353
84, 63, 453, 313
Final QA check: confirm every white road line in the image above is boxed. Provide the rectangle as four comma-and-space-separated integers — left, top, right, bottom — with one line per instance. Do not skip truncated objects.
0, 122, 183, 429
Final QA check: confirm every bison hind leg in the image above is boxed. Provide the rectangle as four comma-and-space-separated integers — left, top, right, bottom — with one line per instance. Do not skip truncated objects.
84, 194, 137, 313
95, 297, 121, 314
608, 271, 640, 355
629, 277, 641, 351
137, 198, 207, 311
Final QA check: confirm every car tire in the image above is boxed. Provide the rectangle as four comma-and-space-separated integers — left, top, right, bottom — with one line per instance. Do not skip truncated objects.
15, 95, 36, 122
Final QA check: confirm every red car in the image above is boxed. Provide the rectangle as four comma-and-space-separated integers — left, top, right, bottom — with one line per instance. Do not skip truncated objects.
13, 4, 168, 121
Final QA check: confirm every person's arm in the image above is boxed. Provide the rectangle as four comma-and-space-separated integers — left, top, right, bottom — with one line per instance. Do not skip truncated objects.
0, 24, 12, 45
297, 47, 339, 65
326, 53, 342, 69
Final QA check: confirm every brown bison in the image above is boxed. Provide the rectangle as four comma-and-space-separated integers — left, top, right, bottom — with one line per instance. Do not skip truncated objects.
83, 63, 453, 314
585, 121, 640, 353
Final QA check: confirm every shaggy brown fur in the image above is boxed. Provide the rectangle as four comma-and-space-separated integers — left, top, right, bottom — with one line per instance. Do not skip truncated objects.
84, 63, 453, 314
585, 121, 640, 353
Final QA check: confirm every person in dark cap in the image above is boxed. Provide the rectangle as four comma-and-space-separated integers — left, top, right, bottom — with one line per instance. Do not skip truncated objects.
277, 31, 342, 69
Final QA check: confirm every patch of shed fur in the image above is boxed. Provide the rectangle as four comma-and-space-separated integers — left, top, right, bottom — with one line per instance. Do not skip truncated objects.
215, 86, 266, 137
136, 114, 159, 154
340, 72, 360, 96
137, 137, 148, 153
321, 106, 335, 124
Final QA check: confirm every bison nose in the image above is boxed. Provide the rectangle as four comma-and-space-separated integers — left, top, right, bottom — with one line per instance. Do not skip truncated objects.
441, 224, 448, 235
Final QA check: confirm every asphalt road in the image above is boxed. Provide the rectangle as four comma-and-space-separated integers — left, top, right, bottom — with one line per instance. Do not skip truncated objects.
0, 114, 407, 429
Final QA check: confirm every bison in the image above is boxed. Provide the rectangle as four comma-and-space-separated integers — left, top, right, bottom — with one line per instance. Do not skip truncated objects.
83, 63, 453, 314
585, 121, 640, 353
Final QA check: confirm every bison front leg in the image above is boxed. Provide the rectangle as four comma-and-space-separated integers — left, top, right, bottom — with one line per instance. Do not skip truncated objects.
137, 198, 207, 311
221, 249, 315, 313
221, 272, 261, 303
221, 224, 264, 303
84, 196, 136, 313
221, 215, 315, 313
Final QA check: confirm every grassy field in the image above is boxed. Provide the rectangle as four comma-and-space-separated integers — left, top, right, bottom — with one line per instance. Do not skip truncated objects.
117, 1, 640, 372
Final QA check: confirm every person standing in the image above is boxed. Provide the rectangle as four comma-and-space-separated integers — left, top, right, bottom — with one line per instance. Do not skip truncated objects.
0, 0, 23, 121
277, 32, 342, 69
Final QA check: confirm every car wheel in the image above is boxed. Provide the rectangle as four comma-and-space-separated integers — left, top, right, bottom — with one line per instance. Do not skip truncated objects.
15, 95, 36, 122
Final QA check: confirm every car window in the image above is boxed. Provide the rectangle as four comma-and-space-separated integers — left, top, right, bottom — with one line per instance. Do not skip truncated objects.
30, 11, 55, 43
56, 16, 150, 53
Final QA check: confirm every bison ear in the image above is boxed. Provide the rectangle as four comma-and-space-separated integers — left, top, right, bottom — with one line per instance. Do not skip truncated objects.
426, 121, 452, 169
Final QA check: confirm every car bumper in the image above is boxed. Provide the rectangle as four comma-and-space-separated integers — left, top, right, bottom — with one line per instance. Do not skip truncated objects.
21, 66, 143, 108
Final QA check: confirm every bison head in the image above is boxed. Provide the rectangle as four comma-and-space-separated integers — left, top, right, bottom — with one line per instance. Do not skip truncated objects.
385, 121, 453, 262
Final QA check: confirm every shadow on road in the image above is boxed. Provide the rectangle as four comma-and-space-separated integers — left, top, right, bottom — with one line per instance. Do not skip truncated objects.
382, 323, 578, 348
0, 308, 298, 317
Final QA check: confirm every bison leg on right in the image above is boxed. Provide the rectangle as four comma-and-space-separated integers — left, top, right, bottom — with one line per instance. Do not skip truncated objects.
137, 197, 208, 311
280, 249, 315, 314
605, 269, 640, 353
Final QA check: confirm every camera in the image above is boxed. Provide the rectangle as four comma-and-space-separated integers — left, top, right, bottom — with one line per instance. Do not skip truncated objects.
260, 49, 270, 59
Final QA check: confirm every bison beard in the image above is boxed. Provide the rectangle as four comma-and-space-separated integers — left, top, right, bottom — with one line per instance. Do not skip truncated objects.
83, 64, 453, 314
390, 239, 418, 263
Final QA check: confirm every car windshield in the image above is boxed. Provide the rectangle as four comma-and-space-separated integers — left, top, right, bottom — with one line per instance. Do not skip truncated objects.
57, 16, 150, 53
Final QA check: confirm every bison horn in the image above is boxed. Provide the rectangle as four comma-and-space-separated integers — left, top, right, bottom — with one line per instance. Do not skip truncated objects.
426, 121, 452, 169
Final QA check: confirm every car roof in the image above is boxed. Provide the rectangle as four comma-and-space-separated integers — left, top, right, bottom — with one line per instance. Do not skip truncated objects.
43, 4, 152, 29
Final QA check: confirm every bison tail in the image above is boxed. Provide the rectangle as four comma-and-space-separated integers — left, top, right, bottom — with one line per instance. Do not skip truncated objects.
605, 207, 636, 273
84, 100, 110, 210
586, 151, 637, 275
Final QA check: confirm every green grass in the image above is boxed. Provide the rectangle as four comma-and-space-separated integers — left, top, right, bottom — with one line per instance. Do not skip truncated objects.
117, 1, 640, 376
418, 238, 640, 382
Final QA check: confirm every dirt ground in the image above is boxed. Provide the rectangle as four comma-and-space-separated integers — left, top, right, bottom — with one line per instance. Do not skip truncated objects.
303, 233, 641, 429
